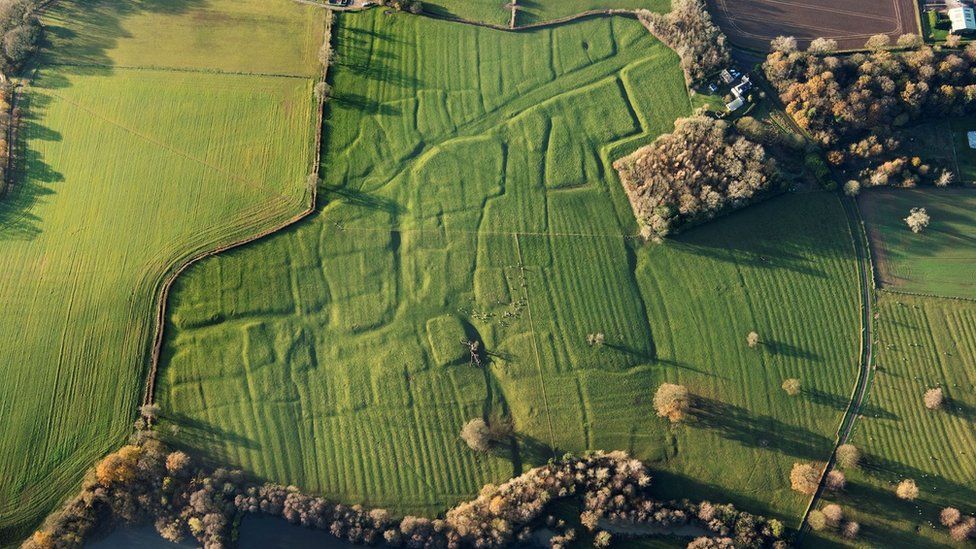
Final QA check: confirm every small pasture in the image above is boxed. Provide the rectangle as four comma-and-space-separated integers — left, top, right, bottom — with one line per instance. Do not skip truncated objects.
859, 188, 976, 299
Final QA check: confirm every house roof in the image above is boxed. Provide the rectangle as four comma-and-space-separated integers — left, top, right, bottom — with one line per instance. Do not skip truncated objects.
949, 7, 976, 32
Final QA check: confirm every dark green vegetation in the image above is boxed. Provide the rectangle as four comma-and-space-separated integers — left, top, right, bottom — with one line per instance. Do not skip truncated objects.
817, 294, 976, 547
859, 188, 976, 299
159, 8, 860, 528
0, 0, 324, 542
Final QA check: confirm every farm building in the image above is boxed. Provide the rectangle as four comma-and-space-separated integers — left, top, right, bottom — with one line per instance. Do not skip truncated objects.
948, 6, 976, 33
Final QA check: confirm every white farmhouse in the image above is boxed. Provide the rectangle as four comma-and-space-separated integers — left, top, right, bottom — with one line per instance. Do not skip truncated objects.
948, 6, 976, 34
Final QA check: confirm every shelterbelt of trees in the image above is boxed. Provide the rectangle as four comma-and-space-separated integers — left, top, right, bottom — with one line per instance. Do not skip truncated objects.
24, 433, 789, 549
0, 0, 40, 74
764, 34, 974, 188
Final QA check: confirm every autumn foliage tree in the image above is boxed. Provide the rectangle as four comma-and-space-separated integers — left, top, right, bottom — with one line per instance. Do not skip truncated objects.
896, 479, 919, 500
790, 462, 822, 495
653, 383, 691, 423
835, 443, 861, 469
615, 117, 778, 238
764, 37, 976, 187
636, 0, 730, 86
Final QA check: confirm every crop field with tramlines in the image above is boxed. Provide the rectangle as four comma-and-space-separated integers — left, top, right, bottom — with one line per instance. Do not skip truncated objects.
814, 294, 976, 547
424, 0, 670, 26
859, 188, 976, 300
157, 8, 860, 525
0, 0, 323, 542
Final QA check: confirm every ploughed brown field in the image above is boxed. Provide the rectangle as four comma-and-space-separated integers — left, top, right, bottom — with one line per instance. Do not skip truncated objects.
707, 0, 919, 51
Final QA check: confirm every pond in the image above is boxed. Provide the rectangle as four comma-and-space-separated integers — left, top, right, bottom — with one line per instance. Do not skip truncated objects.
87, 515, 354, 548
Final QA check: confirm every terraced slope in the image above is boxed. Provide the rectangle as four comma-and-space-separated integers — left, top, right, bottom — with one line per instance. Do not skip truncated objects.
0, 0, 323, 542
817, 294, 976, 547
159, 9, 860, 523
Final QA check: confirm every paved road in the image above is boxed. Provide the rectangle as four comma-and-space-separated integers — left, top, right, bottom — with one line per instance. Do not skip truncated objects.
797, 195, 875, 543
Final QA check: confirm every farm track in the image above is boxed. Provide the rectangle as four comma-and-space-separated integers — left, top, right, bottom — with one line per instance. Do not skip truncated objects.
798, 195, 876, 540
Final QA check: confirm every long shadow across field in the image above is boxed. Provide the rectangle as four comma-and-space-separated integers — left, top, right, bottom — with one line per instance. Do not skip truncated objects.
0, 91, 62, 241
691, 396, 833, 461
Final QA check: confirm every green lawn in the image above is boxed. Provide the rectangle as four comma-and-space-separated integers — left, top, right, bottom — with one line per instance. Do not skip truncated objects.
0, 0, 322, 543
422, 0, 669, 27
814, 294, 976, 547
859, 188, 976, 299
159, 8, 859, 527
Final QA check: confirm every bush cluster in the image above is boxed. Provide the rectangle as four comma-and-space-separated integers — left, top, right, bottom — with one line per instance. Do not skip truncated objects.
636, 0, 730, 86
25, 440, 788, 549
615, 116, 778, 238
764, 35, 976, 186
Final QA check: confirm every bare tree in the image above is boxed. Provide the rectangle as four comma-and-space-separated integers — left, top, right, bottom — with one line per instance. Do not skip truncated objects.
896, 33, 922, 49
653, 383, 691, 423
808, 37, 838, 54
924, 387, 944, 410
905, 207, 930, 233
460, 418, 491, 452
843, 180, 861, 196
746, 331, 760, 348
896, 479, 919, 500
841, 521, 860, 539
822, 504, 843, 528
950, 517, 976, 542
941, 507, 962, 527
865, 33, 892, 51
935, 170, 955, 187
825, 470, 846, 491
782, 378, 801, 397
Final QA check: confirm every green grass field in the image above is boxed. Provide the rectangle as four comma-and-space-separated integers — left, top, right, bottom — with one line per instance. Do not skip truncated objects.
813, 294, 976, 547
0, 0, 322, 542
422, 0, 669, 27
158, 8, 860, 526
859, 188, 976, 299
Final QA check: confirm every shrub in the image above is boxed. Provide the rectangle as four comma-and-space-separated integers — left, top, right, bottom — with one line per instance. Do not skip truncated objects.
653, 383, 691, 423
896, 479, 919, 500
924, 387, 943, 409
782, 378, 801, 396
790, 462, 821, 494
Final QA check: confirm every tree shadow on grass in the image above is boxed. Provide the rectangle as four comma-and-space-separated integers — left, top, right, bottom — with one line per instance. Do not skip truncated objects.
803, 388, 899, 421
762, 338, 821, 361
321, 184, 403, 215
329, 91, 401, 116
0, 92, 63, 241
162, 411, 262, 453
690, 396, 833, 461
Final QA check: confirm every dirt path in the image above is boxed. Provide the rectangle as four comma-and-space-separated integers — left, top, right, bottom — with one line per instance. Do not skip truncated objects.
797, 195, 875, 541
